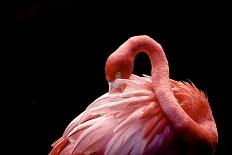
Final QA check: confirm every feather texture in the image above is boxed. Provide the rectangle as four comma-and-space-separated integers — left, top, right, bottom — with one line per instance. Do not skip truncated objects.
49, 74, 211, 155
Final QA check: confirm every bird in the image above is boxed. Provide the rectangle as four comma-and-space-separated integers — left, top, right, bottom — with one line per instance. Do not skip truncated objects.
49, 35, 218, 155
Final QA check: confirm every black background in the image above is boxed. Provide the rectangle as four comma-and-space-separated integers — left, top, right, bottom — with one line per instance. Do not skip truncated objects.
6, 0, 232, 155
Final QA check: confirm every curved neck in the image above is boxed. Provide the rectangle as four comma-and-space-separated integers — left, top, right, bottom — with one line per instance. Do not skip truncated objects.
115, 35, 170, 88
105, 36, 217, 150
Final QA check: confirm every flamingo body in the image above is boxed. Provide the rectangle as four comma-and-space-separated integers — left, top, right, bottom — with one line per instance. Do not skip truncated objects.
49, 36, 218, 155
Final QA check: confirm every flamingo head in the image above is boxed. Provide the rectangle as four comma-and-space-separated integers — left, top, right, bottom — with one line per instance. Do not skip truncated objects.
105, 52, 133, 82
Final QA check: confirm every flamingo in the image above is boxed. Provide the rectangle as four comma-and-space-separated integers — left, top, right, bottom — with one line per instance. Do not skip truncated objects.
49, 35, 218, 155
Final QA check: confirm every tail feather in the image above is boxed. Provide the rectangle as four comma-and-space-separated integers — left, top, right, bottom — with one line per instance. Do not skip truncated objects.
49, 137, 69, 155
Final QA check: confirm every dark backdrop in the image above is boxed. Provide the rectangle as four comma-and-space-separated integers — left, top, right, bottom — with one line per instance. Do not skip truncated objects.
6, 1, 232, 155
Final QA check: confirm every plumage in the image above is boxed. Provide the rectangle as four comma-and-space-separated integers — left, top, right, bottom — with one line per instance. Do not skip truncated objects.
49, 35, 218, 155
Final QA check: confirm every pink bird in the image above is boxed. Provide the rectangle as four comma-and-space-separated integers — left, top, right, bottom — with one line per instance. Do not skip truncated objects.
49, 35, 218, 155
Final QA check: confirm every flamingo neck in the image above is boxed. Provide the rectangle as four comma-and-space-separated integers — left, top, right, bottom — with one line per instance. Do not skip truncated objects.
119, 35, 170, 88
105, 36, 218, 150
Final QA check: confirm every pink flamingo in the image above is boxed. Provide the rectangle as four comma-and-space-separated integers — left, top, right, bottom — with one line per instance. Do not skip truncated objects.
49, 35, 218, 155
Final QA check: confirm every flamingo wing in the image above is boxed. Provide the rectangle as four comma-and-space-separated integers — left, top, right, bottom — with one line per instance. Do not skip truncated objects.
50, 75, 175, 155
170, 80, 216, 128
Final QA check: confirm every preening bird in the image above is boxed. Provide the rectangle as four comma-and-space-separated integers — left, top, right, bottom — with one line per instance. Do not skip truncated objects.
49, 35, 218, 155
